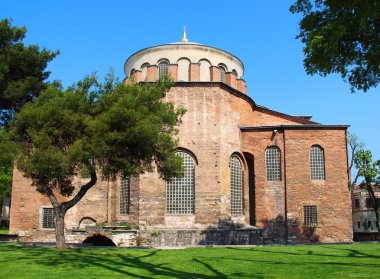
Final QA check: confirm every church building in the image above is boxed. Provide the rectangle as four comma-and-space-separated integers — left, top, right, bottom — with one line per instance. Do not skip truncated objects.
10, 30, 353, 245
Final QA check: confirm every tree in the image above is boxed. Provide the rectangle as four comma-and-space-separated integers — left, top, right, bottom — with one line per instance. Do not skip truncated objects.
347, 131, 364, 188
290, 0, 380, 92
0, 128, 15, 210
354, 150, 380, 232
11, 73, 185, 249
0, 18, 58, 126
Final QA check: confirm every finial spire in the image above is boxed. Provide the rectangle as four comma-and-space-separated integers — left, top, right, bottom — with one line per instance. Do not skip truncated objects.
182, 26, 188, 42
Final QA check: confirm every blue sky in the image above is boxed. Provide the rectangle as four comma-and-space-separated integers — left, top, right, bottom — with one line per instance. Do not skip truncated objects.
2, 1, 379, 166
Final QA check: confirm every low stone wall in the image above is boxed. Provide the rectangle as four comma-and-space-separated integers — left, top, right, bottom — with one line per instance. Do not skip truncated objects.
141, 228, 262, 247
17, 227, 263, 247
354, 232, 380, 242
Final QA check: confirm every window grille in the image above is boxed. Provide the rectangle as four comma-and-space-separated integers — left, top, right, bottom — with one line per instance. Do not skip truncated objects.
355, 199, 360, 208
42, 208, 55, 229
159, 62, 168, 78
166, 151, 195, 214
230, 155, 243, 215
303, 205, 317, 226
310, 146, 325, 180
219, 66, 225, 82
120, 177, 130, 214
265, 147, 281, 181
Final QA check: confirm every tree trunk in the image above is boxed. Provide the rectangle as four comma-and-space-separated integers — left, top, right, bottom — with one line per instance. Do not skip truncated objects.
54, 206, 66, 249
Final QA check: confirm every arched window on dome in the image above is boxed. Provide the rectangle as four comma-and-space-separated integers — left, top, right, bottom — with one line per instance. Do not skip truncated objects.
166, 151, 196, 214
310, 145, 325, 180
130, 68, 136, 77
265, 146, 281, 181
232, 69, 238, 76
219, 65, 226, 82
158, 61, 168, 78
230, 155, 243, 215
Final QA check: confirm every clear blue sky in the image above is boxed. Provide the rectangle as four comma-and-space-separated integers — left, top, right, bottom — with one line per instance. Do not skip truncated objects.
2, 1, 379, 165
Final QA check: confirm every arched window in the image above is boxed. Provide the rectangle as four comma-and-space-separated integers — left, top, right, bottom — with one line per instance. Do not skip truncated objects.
166, 151, 195, 214
219, 66, 226, 82
120, 177, 130, 214
265, 147, 281, 181
230, 155, 243, 215
310, 145, 325, 180
158, 61, 168, 78
232, 69, 238, 76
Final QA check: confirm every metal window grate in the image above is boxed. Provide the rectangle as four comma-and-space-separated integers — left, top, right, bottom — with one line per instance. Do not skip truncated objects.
159, 62, 168, 78
42, 208, 55, 229
303, 205, 317, 226
120, 177, 130, 215
310, 146, 325, 180
219, 67, 225, 82
166, 151, 195, 214
230, 155, 243, 215
266, 147, 281, 181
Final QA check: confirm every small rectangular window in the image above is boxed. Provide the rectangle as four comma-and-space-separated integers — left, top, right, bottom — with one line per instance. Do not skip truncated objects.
303, 205, 317, 226
357, 221, 361, 228
368, 221, 372, 229
42, 208, 55, 229
366, 198, 371, 208
354, 199, 360, 208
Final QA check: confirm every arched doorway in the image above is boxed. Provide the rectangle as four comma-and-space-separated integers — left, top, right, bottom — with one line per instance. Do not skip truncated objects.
244, 152, 256, 226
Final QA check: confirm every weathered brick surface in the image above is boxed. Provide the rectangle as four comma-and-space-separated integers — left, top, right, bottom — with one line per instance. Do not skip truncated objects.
241, 128, 352, 243
225, 72, 237, 88
146, 65, 158, 81
189, 63, 200, 81
10, 82, 352, 245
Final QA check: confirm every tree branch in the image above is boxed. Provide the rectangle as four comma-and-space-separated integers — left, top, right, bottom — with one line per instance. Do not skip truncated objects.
61, 162, 97, 213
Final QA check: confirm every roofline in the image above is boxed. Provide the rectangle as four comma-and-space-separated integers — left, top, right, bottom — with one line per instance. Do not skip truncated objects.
255, 105, 318, 125
240, 125, 350, 131
123, 43, 245, 75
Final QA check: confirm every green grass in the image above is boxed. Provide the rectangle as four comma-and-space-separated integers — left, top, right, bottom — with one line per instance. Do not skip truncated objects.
0, 243, 379, 278
0, 229, 9, 234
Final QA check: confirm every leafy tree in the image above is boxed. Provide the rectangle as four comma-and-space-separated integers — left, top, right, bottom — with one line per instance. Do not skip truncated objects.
0, 18, 58, 126
347, 131, 364, 188
354, 150, 380, 232
0, 129, 15, 208
290, 0, 380, 92
11, 73, 185, 249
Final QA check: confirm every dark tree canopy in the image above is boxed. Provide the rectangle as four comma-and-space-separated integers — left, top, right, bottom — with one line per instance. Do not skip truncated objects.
290, 0, 380, 92
0, 18, 58, 125
11, 73, 185, 248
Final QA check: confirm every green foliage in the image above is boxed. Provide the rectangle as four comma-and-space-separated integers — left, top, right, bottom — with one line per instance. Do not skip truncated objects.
354, 150, 379, 184
0, 18, 58, 125
11, 73, 185, 197
0, 129, 15, 201
290, 1, 380, 92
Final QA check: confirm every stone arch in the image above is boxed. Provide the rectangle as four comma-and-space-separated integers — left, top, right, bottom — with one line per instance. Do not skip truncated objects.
79, 217, 97, 229
140, 62, 150, 81
199, 58, 211, 81
177, 57, 191, 81
243, 152, 256, 226
83, 233, 116, 246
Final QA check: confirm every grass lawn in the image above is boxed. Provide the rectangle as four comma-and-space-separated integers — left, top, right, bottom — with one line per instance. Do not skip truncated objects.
0, 243, 379, 278
0, 229, 9, 234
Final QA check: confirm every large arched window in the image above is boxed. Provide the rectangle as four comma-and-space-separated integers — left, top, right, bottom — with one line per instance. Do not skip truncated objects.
265, 146, 281, 181
230, 155, 243, 215
166, 151, 195, 214
310, 145, 325, 180
158, 61, 168, 78
120, 177, 130, 214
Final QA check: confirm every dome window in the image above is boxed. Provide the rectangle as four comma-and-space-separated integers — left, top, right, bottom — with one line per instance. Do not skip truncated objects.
159, 61, 169, 78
